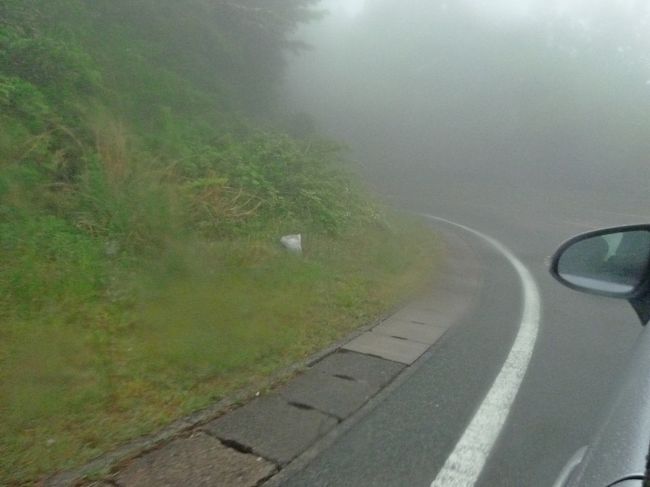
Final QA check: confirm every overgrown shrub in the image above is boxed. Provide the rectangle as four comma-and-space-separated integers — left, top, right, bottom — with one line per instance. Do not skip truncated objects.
180, 132, 369, 235
0, 0, 376, 311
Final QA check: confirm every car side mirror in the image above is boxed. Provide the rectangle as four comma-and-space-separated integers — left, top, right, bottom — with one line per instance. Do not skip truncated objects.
550, 225, 650, 325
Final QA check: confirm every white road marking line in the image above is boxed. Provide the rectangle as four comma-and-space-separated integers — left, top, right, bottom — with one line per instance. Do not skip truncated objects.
423, 215, 541, 487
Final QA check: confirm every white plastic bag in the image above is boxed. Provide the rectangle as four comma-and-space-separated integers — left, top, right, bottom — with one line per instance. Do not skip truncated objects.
280, 234, 302, 255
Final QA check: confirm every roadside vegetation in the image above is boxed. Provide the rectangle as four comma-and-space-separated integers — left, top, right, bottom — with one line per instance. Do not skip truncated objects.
0, 1, 440, 483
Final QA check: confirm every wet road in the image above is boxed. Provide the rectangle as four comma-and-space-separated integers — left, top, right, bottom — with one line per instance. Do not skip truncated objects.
276, 171, 646, 486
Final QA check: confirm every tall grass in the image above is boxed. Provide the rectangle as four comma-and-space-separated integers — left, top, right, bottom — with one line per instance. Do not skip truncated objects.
0, 212, 440, 484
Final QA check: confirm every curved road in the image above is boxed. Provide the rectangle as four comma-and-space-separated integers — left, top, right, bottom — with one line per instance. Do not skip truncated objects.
273, 175, 643, 486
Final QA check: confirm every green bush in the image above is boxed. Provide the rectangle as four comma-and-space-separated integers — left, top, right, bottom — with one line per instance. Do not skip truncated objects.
179, 132, 370, 235
0, 75, 50, 129
0, 31, 100, 103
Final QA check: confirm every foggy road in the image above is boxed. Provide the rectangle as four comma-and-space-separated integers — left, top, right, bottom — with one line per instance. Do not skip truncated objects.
8, 0, 650, 484
277, 1, 650, 484
269, 174, 643, 486
418, 178, 644, 487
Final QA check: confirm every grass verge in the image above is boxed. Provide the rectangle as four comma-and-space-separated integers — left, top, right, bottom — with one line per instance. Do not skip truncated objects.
0, 213, 440, 485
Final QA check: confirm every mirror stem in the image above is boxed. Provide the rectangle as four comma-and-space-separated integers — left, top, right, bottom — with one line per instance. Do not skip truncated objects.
630, 293, 650, 325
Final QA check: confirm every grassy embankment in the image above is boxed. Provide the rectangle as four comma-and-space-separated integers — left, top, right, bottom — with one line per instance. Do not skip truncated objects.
0, 2, 441, 483
2, 209, 439, 484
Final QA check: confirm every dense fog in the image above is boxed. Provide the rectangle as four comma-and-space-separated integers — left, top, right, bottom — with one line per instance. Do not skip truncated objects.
285, 0, 650, 203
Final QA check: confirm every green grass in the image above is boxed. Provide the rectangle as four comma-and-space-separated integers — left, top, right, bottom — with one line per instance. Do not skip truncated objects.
0, 4, 440, 484
0, 214, 440, 485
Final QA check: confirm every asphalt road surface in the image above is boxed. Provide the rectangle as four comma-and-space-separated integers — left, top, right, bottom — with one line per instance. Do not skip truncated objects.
277, 172, 645, 487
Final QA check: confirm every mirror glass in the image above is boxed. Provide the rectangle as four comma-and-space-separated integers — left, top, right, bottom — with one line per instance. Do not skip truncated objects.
557, 230, 650, 294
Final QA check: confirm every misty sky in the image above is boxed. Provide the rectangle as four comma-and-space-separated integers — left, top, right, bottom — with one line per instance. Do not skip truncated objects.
324, 0, 650, 24
320, 0, 650, 51
285, 0, 650, 199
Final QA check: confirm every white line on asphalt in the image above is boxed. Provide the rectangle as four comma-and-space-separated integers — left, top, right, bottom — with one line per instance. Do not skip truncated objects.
424, 215, 541, 487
